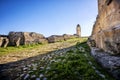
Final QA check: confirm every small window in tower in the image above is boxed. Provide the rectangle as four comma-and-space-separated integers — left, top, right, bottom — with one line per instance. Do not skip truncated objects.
106, 0, 112, 6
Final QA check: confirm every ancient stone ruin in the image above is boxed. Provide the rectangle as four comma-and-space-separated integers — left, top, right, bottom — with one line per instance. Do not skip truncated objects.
63, 34, 76, 41
8, 32, 48, 46
47, 34, 76, 43
0, 32, 79, 47
47, 35, 64, 43
89, 0, 120, 55
0, 35, 9, 48
0, 24, 81, 47
76, 24, 81, 37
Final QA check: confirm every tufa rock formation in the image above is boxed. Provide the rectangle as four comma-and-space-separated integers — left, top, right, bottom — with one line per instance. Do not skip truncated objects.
0, 24, 80, 47
8, 32, 24, 46
2, 38, 9, 48
0, 37, 3, 47
23, 32, 48, 44
0, 35, 9, 48
47, 35, 64, 43
47, 34, 76, 43
63, 34, 76, 41
89, 1, 120, 79
8, 32, 48, 46
89, 0, 120, 55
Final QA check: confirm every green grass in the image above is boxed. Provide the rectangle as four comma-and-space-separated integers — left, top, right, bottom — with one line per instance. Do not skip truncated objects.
20, 41, 115, 80
65, 37, 87, 43
75, 42, 115, 80
1, 37, 115, 80
0, 43, 44, 56
44, 42, 114, 80
0, 38, 87, 56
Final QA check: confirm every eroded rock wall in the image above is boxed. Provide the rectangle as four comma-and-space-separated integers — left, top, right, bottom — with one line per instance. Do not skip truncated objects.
0, 35, 9, 48
23, 32, 47, 44
47, 34, 76, 43
8, 32, 48, 46
8, 32, 24, 46
47, 35, 64, 43
90, 0, 120, 55
63, 34, 76, 40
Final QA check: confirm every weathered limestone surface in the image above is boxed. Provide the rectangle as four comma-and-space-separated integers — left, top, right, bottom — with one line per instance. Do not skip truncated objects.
89, 0, 120, 79
15, 37, 21, 47
90, 0, 120, 55
0, 35, 9, 48
47, 35, 64, 43
0, 37, 3, 47
2, 38, 9, 48
91, 47, 120, 79
8, 32, 47, 46
63, 34, 76, 40
23, 32, 47, 44
47, 34, 76, 43
8, 32, 24, 46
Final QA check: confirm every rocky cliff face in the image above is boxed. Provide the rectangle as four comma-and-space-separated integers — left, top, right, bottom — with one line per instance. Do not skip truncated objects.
90, 0, 120, 55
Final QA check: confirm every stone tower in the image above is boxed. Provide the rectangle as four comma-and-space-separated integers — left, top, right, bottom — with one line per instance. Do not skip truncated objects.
76, 24, 81, 37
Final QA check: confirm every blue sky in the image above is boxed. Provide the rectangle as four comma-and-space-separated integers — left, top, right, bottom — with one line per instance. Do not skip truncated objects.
0, 0, 98, 37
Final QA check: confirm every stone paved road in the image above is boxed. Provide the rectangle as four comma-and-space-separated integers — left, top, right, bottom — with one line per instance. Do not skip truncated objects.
0, 41, 79, 80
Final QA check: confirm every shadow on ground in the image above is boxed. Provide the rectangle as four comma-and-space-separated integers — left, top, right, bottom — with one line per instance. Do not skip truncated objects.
0, 45, 74, 80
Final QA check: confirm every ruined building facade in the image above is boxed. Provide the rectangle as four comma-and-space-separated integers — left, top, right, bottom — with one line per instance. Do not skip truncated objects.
76, 24, 81, 37
90, 0, 120, 55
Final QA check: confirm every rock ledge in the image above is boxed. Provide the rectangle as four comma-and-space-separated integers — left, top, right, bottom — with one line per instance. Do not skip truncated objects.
91, 47, 120, 80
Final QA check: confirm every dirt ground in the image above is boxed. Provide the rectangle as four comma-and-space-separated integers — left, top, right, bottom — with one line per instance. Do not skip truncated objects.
0, 41, 78, 80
